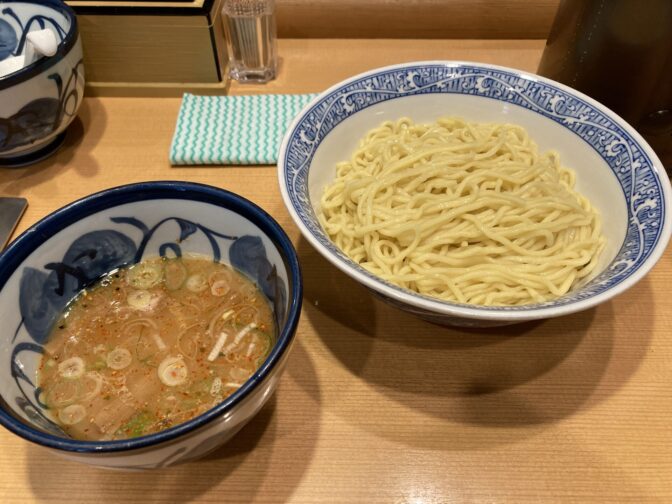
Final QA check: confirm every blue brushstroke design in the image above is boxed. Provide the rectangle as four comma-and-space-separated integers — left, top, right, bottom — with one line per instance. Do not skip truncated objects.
126, 217, 238, 263
19, 268, 68, 344
14, 397, 65, 437
61, 230, 137, 281
0, 18, 17, 61
176, 219, 198, 242
19, 230, 136, 343
229, 235, 287, 327
10, 342, 64, 437
159, 242, 181, 258
0, 58, 84, 154
11, 211, 291, 447
10, 342, 43, 388
109, 216, 149, 235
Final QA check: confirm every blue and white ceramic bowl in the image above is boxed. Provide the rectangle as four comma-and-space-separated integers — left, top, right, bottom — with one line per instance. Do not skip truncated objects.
278, 61, 672, 326
0, 0, 84, 165
0, 182, 302, 469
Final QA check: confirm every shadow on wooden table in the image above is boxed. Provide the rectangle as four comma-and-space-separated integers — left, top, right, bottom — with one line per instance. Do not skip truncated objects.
25, 341, 321, 502
297, 237, 655, 448
0, 99, 103, 196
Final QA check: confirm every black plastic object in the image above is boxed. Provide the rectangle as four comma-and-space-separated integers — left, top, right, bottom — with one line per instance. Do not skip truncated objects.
538, 0, 672, 169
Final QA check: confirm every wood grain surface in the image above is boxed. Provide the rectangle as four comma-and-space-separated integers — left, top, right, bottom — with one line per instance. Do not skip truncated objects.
1, 39, 671, 503
276, 0, 561, 39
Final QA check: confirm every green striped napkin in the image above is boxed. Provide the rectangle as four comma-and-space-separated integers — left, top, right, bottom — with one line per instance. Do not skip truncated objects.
169, 93, 318, 165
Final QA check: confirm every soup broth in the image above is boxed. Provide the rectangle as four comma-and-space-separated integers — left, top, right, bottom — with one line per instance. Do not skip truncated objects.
38, 256, 276, 441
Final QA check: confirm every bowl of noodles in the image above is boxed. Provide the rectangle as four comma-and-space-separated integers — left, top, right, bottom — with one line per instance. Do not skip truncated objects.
0, 181, 302, 469
278, 61, 672, 326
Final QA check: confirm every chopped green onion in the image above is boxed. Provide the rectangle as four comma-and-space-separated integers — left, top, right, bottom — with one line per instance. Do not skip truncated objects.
185, 274, 208, 292
127, 290, 161, 311
81, 372, 103, 401
210, 280, 230, 297
46, 379, 81, 408
58, 404, 86, 425
58, 357, 85, 379
126, 262, 163, 289
164, 259, 187, 290
117, 411, 154, 438
158, 356, 189, 386
106, 348, 132, 370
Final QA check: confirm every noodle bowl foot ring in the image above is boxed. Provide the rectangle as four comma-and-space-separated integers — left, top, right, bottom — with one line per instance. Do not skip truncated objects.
0, 182, 302, 469
278, 61, 672, 326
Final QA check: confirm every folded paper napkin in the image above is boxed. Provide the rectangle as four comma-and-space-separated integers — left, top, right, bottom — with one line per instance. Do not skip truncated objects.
169, 93, 319, 165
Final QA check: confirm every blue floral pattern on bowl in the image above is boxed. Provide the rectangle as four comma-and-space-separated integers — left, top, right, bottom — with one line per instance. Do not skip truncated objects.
13, 215, 287, 450
0, 182, 301, 469
0, 56, 83, 153
0, 1, 84, 163
280, 62, 670, 317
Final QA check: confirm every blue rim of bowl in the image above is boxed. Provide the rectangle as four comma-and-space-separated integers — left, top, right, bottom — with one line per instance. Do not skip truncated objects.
0, 0, 79, 91
0, 181, 303, 453
278, 60, 672, 320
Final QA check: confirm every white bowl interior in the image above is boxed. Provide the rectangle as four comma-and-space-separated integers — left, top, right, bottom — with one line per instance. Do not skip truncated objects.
309, 93, 628, 280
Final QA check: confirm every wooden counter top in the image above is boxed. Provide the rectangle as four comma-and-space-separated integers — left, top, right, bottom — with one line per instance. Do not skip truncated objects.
1, 38, 671, 503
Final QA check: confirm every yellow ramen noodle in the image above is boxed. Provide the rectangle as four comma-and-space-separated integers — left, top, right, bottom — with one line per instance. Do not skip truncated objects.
319, 117, 605, 306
